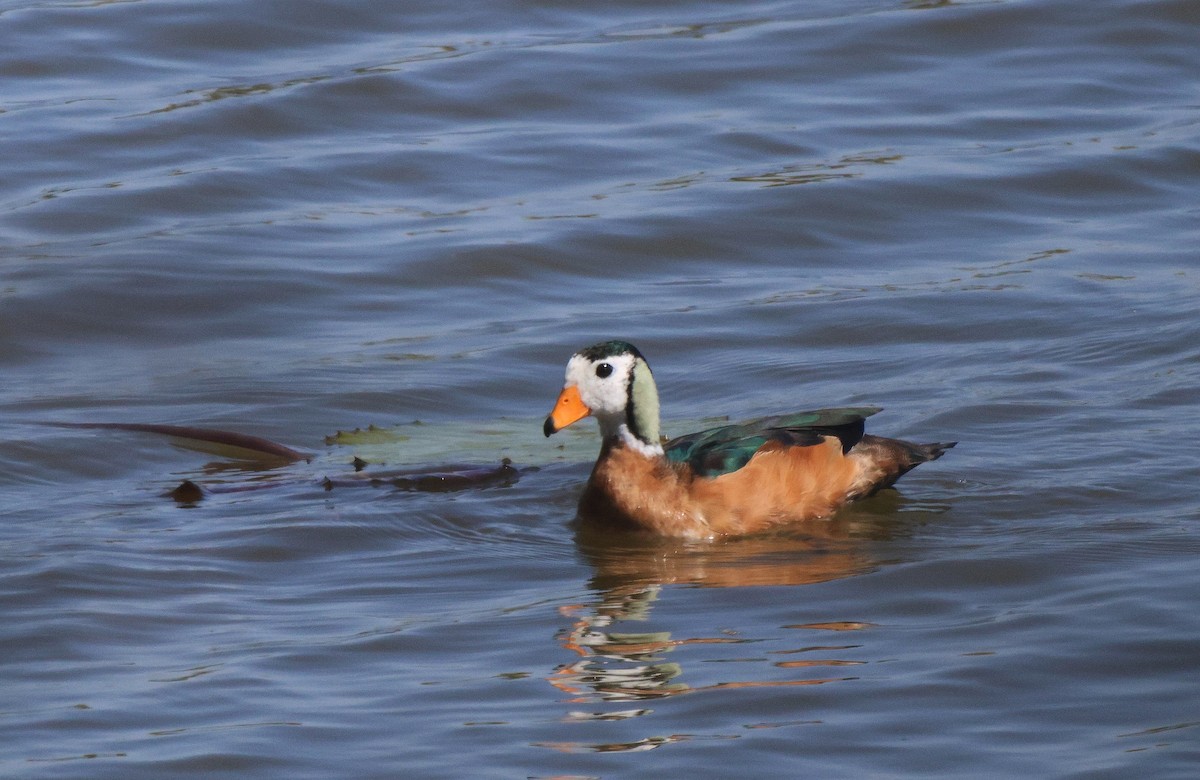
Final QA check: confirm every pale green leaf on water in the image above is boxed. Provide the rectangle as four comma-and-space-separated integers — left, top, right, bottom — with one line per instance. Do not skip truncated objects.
324, 424, 411, 447
318, 413, 804, 469
321, 418, 600, 467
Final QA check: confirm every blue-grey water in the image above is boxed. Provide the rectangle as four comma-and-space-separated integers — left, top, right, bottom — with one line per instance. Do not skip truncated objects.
2, 0, 1198, 777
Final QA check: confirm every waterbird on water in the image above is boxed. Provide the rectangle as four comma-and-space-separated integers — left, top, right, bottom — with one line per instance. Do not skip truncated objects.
544, 340, 955, 539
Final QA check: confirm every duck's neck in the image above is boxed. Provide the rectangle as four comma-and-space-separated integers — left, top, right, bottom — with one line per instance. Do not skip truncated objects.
594, 410, 663, 455
626, 357, 661, 445
615, 423, 664, 458
599, 356, 663, 457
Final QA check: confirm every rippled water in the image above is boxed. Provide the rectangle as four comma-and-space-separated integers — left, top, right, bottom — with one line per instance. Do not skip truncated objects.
2, 0, 1198, 777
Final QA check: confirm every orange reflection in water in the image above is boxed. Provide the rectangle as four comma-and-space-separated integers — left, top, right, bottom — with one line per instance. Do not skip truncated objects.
541, 510, 899, 754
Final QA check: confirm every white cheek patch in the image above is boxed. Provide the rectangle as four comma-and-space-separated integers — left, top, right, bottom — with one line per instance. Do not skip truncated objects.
563, 355, 592, 390
565, 353, 636, 417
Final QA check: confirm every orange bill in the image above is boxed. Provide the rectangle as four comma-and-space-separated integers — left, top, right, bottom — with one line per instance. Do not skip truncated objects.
544, 385, 591, 436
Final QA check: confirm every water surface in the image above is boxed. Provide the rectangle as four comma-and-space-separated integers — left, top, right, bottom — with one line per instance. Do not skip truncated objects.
2, 0, 1198, 777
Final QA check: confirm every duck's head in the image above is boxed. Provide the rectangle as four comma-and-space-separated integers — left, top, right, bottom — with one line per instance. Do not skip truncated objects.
543, 340, 662, 453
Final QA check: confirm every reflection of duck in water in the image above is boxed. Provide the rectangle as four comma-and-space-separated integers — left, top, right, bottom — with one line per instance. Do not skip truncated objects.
548, 522, 895, 722
576, 513, 886, 592
546, 547, 884, 755
551, 585, 692, 704
545, 340, 954, 539
551, 584, 868, 709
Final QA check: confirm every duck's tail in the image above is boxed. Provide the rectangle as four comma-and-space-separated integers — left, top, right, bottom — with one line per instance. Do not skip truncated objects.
846, 435, 956, 498
908, 439, 958, 463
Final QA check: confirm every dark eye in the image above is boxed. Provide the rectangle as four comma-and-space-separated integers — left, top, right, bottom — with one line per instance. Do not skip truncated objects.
595, 363, 613, 378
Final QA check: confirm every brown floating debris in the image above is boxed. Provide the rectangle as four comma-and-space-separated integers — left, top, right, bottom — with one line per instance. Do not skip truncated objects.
322, 459, 521, 493
168, 480, 205, 504
45, 421, 311, 464
42, 420, 525, 497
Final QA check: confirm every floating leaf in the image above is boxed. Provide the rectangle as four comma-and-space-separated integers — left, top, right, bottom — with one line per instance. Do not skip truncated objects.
324, 424, 409, 447
321, 418, 599, 467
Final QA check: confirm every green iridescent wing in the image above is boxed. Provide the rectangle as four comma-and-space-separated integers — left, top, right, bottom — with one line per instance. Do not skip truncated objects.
664, 407, 880, 477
